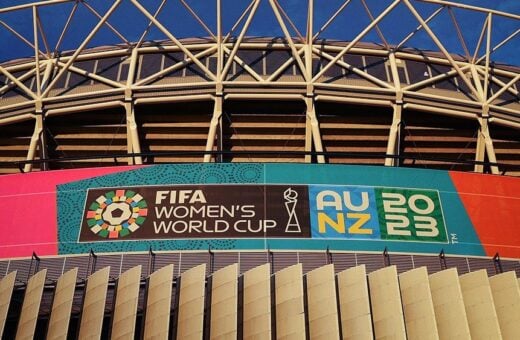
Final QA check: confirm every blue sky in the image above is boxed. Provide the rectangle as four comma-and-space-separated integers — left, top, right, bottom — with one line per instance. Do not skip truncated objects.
0, 0, 518, 65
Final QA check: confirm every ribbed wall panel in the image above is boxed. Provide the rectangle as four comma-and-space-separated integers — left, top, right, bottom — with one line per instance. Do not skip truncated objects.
337, 265, 373, 340
489, 271, 520, 340
210, 264, 238, 340
275, 263, 306, 339
143, 264, 174, 339
306, 264, 340, 340
399, 267, 439, 340
46, 268, 78, 340
368, 266, 406, 340
15, 269, 47, 340
243, 263, 271, 340
0, 271, 16, 337
429, 268, 471, 339
111, 265, 142, 340
77, 267, 110, 340
459, 269, 502, 339
176, 264, 206, 340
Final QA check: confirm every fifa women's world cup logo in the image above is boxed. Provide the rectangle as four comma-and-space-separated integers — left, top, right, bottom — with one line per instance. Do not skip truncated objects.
85, 189, 148, 239
284, 188, 301, 233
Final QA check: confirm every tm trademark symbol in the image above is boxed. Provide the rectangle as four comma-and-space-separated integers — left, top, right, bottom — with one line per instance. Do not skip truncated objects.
450, 233, 458, 244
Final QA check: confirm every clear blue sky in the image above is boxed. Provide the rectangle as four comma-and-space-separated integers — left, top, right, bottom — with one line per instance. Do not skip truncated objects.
0, 0, 518, 65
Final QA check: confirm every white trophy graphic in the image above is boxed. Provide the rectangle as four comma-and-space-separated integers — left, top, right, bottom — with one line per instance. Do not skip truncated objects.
284, 188, 301, 233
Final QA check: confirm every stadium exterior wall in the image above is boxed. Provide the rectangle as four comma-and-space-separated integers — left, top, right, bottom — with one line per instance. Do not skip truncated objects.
1, 163, 518, 259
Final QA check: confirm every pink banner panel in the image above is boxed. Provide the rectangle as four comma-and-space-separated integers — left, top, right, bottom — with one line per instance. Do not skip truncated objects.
0, 166, 141, 258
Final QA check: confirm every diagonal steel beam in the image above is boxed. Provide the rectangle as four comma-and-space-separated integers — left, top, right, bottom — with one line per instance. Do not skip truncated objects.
179, 0, 216, 41
403, 64, 471, 92
33, 6, 42, 97
476, 29, 519, 65
313, 0, 400, 82
130, 0, 216, 81
0, 20, 47, 59
314, 47, 393, 89
0, 65, 38, 100
403, 0, 481, 101
396, 6, 444, 50
81, 1, 130, 46
447, 6, 470, 61
486, 74, 520, 105
54, 1, 78, 54
313, 0, 353, 41
269, 0, 308, 82
43, 0, 123, 98
222, 0, 260, 80
360, 0, 389, 49
222, 46, 264, 82
136, 0, 167, 49
266, 46, 306, 82
135, 46, 217, 86
0, 68, 37, 96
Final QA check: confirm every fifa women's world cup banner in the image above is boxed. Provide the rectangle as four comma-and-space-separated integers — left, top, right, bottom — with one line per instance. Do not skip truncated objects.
0, 163, 519, 258
79, 185, 447, 244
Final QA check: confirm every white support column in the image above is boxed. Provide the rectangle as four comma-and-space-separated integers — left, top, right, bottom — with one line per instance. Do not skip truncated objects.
475, 105, 499, 174
204, 96, 222, 163
305, 96, 324, 163
124, 100, 142, 165
24, 114, 42, 173
386, 52, 403, 167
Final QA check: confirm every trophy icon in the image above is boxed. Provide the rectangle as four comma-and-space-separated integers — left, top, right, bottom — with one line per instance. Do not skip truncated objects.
284, 188, 301, 233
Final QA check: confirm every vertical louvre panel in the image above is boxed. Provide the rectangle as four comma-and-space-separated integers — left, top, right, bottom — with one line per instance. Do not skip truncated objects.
337, 265, 373, 340
144, 264, 173, 339
275, 263, 305, 339
489, 271, 520, 340
368, 266, 406, 340
459, 270, 502, 339
399, 267, 439, 340
111, 265, 142, 340
0, 271, 16, 337
176, 264, 206, 340
78, 267, 110, 340
306, 264, 339, 340
15, 269, 47, 340
46, 268, 78, 340
210, 264, 238, 340
243, 264, 271, 340
429, 268, 470, 339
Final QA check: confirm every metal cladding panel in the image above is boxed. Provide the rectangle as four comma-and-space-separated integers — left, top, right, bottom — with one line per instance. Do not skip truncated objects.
489, 271, 520, 340
15, 269, 47, 340
275, 263, 306, 340
459, 270, 502, 339
368, 266, 406, 340
111, 265, 142, 340
210, 264, 238, 340
176, 263, 206, 340
429, 268, 471, 340
144, 264, 174, 339
0, 271, 16, 337
337, 265, 373, 340
399, 267, 439, 340
243, 263, 271, 340
46, 268, 78, 340
78, 267, 110, 340
306, 264, 340, 340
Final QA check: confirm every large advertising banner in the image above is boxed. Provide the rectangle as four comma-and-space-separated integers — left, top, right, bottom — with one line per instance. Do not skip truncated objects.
0, 163, 519, 258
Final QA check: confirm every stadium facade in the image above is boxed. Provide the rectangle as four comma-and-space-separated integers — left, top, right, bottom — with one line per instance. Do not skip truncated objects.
0, 0, 519, 339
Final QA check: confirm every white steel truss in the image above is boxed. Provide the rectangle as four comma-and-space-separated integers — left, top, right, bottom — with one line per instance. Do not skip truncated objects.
0, 0, 518, 174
